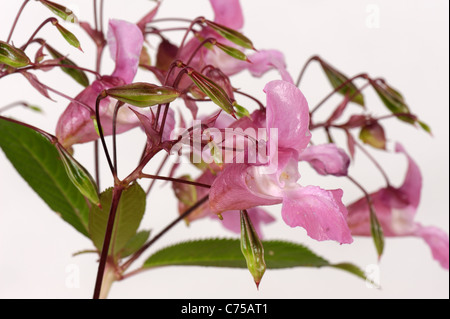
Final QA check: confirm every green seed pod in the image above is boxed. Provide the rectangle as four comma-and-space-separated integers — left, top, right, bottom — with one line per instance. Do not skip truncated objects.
40, 0, 78, 23
187, 70, 236, 117
240, 210, 266, 288
53, 20, 83, 51
215, 42, 248, 61
205, 20, 255, 50
106, 82, 180, 107
0, 41, 31, 68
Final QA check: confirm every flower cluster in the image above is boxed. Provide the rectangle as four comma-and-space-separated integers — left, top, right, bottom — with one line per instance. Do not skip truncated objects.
0, 0, 447, 299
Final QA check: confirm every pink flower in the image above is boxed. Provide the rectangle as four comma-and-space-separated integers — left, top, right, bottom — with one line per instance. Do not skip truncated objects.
174, 169, 275, 238
56, 20, 174, 148
347, 143, 449, 270
208, 80, 353, 244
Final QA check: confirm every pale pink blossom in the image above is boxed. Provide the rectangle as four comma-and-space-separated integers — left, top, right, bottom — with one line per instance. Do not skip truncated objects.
208, 80, 353, 244
347, 143, 449, 269
56, 20, 175, 147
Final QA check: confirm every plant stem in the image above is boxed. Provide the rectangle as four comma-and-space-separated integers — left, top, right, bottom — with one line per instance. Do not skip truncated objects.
99, 262, 117, 299
93, 185, 124, 299
7, 0, 30, 43
112, 101, 125, 176
121, 195, 209, 272
177, 17, 204, 59
145, 153, 169, 195
21, 17, 57, 51
295, 55, 319, 87
310, 73, 369, 115
95, 93, 116, 177
139, 173, 211, 188
354, 140, 391, 187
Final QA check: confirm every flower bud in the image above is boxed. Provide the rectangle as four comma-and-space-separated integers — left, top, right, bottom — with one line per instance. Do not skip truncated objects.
172, 175, 197, 207
106, 82, 180, 107
187, 69, 236, 116
233, 102, 250, 119
204, 68, 234, 100
215, 42, 248, 61
359, 121, 386, 150
52, 20, 83, 51
0, 41, 31, 68
205, 20, 255, 50
40, 0, 78, 23
56, 144, 100, 206
240, 210, 266, 288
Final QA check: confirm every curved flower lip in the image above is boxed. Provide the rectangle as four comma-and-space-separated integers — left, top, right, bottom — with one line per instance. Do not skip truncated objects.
210, 0, 244, 30
299, 143, 350, 176
346, 143, 449, 269
208, 80, 353, 244
107, 19, 144, 83
56, 19, 146, 147
264, 80, 311, 157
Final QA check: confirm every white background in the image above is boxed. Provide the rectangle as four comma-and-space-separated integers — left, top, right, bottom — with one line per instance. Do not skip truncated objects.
0, 0, 448, 299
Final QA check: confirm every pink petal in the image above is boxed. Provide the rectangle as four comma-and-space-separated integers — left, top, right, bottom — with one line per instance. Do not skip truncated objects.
55, 76, 150, 147
282, 186, 353, 244
264, 80, 311, 155
209, 163, 281, 213
396, 143, 422, 209
56, 79, 109, 147
219, 207, 276, 239
247, 50, 294, 83
210, 0, 244, 30
136, 1, 161, 32
414, 225, 449, 270
107, 19, 144, 83
346, 188, 413, 237
299, 143, 350, 176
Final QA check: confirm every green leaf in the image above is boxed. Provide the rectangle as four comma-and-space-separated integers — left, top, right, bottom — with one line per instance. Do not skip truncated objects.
45, 43, 89, 87
120, 230, 151, 258
89, 183, 146, 256
0, 118, 90, 236
319, 61, 365, 106
143, 239, 366, 281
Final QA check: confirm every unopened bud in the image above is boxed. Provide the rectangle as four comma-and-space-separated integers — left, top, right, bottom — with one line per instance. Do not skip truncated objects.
40, 0, 78, 23
53, 20, 83, 51
0, 41, 31, 68
205, 20, 255, 50
187, 70, 236, 116
106, 82, 180, 107
359, 121, 386, 150
172, 175, 197, 206
215, 42, 248, 61
204, 68, 234, 99
240, 210, 266, 288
